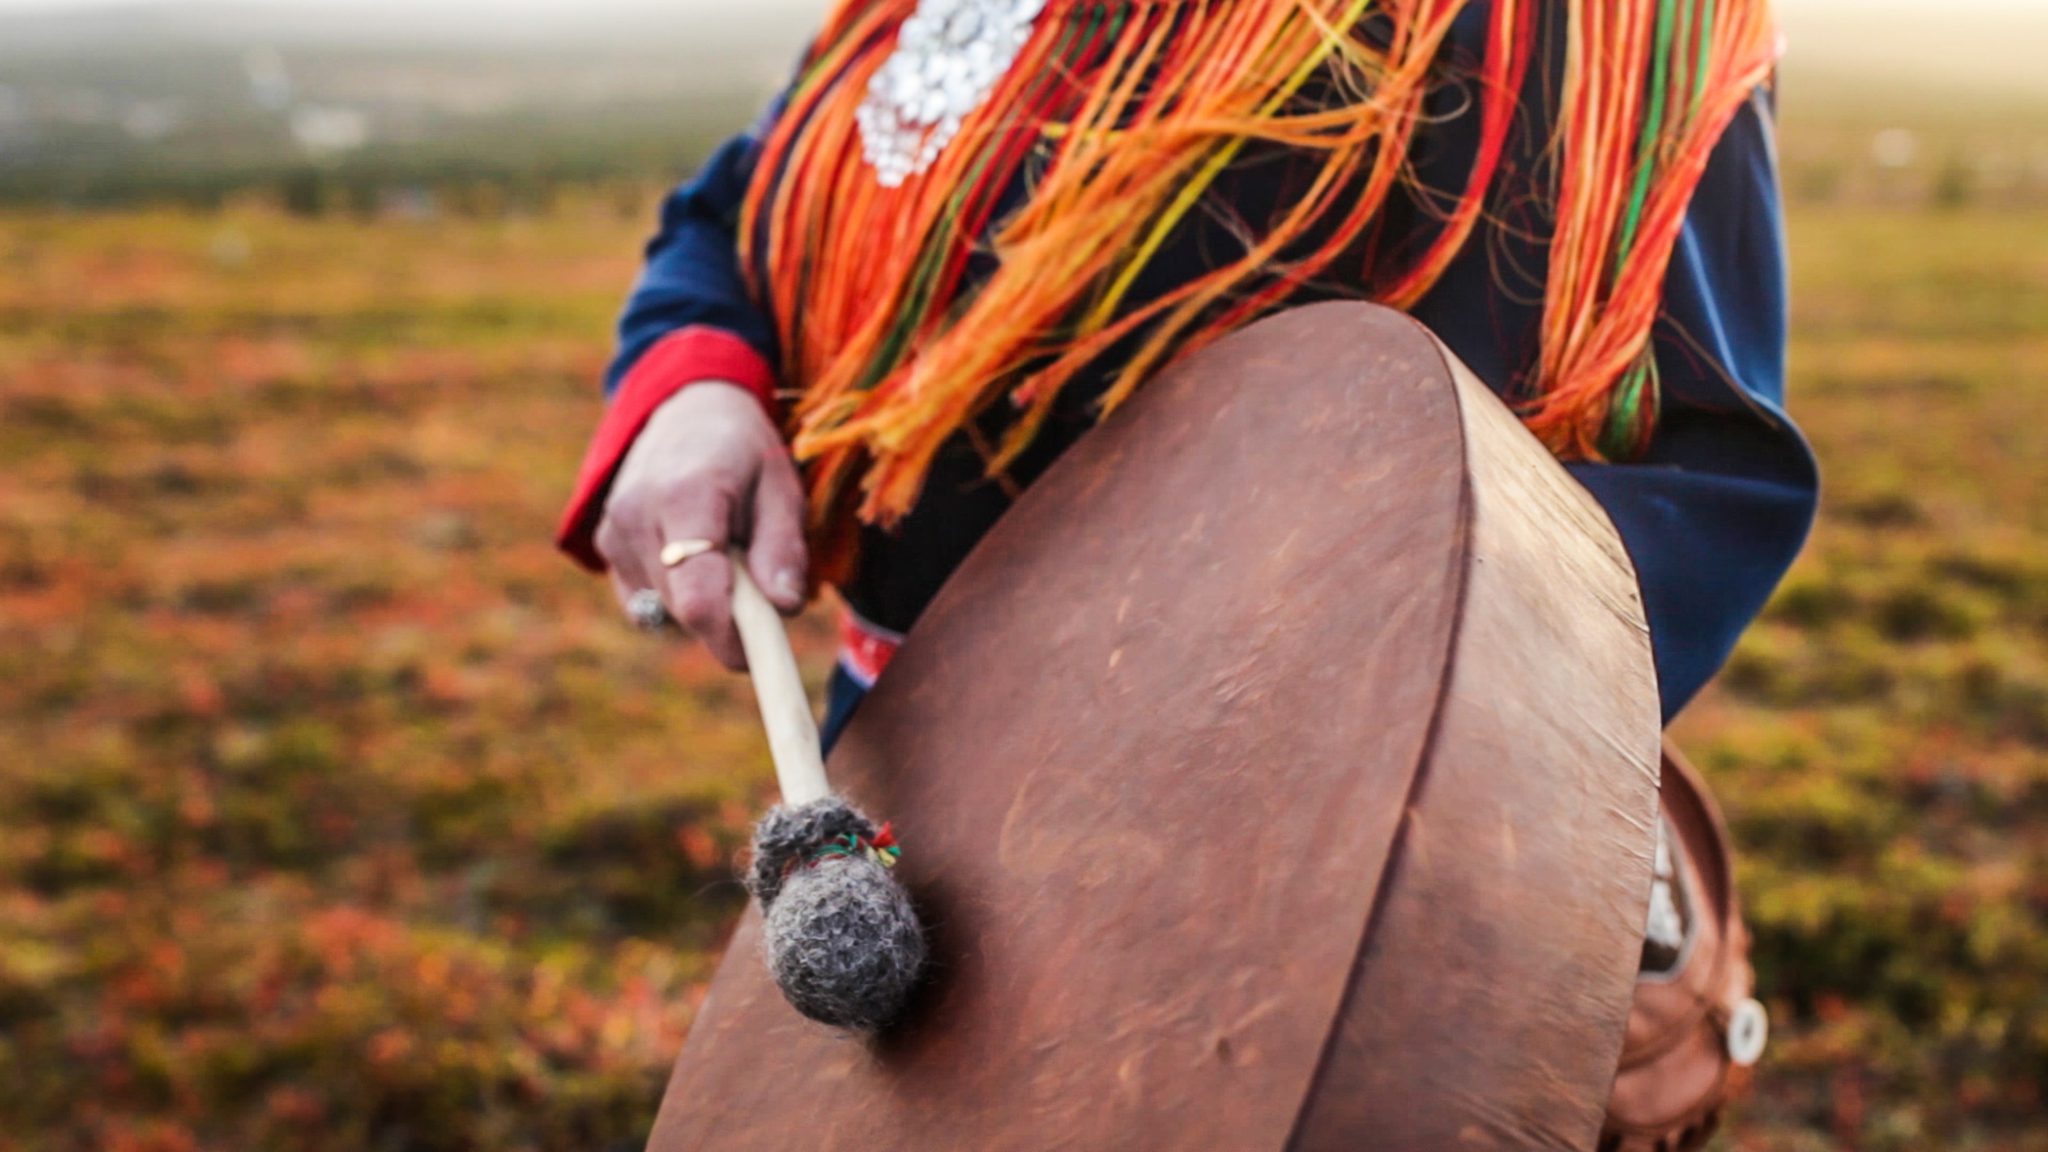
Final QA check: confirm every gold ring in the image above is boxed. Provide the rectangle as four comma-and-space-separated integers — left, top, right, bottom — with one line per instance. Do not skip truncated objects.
659, 538, 718, 568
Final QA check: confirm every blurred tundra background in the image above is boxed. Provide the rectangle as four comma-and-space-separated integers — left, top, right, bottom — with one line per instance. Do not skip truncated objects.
0, 1, 2042, 1149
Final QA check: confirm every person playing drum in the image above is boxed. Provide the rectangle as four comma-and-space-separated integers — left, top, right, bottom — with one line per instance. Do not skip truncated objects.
554, 1, 1818, 1145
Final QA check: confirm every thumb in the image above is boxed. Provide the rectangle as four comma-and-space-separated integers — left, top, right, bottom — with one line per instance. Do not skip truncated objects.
747, 451, 811, 614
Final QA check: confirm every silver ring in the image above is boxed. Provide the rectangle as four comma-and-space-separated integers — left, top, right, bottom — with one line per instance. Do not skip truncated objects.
627, 589, 671, 632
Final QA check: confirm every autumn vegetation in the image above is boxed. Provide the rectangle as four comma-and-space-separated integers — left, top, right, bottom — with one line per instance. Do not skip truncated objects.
1, 55, 2044, 1152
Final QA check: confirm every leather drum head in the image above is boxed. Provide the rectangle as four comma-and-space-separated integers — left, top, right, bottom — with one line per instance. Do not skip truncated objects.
649, 303, 1660, 1151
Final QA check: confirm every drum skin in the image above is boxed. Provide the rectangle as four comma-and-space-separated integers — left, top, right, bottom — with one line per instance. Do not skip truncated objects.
646, 303, 1663, 1151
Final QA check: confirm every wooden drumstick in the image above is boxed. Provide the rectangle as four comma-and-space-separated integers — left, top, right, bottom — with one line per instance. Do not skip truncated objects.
726, 549, 927, 1033
728, 558, 831, 807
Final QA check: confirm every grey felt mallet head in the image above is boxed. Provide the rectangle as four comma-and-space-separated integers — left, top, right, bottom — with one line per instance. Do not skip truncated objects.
726, 556, 928, 1032
746, 796, 926, 1031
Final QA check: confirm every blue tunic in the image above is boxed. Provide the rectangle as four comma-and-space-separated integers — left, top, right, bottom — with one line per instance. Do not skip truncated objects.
594, 6, 1819, 726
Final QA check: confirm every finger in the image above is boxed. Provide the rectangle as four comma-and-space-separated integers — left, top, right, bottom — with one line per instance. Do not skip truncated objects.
607, 569, 670, 633
598, 507, 662, 626
657, 486, 746, 669
670, 553, 745, 669
746, 452, 810, 615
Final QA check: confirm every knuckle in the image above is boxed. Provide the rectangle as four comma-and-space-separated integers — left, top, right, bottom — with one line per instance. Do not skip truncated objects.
604, 472, 653, 515
754, 455, 795, 496
657, 457, 728, 492
679, 605, 726, 640
655, 477, 728, 520
593, 520, 625, 563
672, 585, 724, 632
649, 469, 701, 500
764, 532, 808, 570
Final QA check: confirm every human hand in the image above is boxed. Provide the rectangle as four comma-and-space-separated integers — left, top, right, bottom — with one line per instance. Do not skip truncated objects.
595, 382, 807, 669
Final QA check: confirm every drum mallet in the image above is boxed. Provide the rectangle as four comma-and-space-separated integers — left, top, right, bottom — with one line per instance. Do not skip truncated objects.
728, 554, 927, 1032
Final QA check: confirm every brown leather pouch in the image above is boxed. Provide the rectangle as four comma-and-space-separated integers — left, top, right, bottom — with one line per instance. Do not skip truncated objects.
1600, 744, 1770, 1152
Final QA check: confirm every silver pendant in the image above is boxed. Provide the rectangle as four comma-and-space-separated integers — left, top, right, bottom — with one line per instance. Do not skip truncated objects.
855, 0, 1048, 188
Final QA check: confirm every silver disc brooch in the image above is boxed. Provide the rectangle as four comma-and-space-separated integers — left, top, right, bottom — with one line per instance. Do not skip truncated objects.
855, 0, 1049, 189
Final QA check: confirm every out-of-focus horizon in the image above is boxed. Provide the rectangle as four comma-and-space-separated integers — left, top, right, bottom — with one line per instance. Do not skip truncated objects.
1, 0, 2044, 209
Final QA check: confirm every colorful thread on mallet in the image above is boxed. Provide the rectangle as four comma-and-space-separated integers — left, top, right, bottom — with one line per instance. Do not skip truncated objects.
806, 824, 902, 871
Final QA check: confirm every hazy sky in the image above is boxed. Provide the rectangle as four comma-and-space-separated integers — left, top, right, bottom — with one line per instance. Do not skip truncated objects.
0, 0, 814, 10
0, 0, 2038, 9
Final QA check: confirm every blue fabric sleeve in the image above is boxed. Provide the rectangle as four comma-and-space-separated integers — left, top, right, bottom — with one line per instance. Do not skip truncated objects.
604, 114, 782, 398
1566, 86, 1819, 722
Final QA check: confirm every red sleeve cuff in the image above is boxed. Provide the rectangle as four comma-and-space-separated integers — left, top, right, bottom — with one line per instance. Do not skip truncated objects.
554, 327, 778, 572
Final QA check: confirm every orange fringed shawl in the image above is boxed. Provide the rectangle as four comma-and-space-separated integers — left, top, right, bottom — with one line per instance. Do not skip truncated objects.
739, 0, 1779, 557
